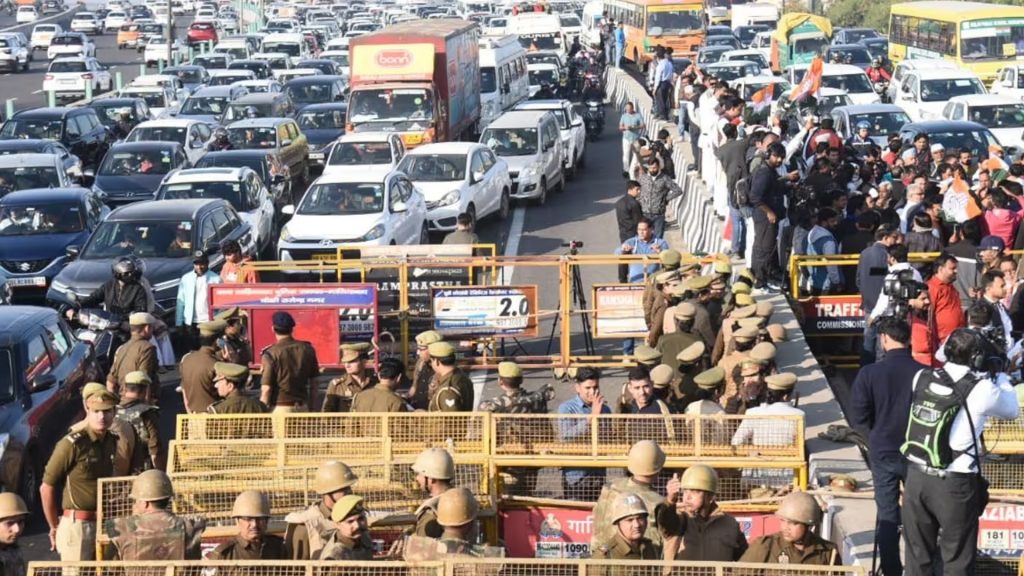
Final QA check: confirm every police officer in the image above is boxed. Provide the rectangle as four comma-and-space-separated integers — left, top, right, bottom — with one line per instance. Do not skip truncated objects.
403, 488, 501, 560
427, 342, 474, 412
659, 465, 747, 561
106, 470, 205, 560
592, 440, 667, 551
657, 303, 700, 371
323, 343, 377, 412
675, 341, 708, 411
717, 326, 759, 409
642, 249, 681, 326
593, 493, 660, 561
686, 368, 730, 446
725, 360, 766, 415
411, 448, 456, 538
215, 307, 251, 366
731, 372, 803, 447
410, 330, 443, 409
351, 360, 408, 413
284, 461, 359, 560
0, 493, 28, 576
117, 371, 162, 470
711, 303, 757, 365
209, 363, 265, 415
318, 496, 374, 560
41, 388, 119, 561
209, 491, 290, 560
707, 259, 731, 323
179, 320, 224, 413
645, 270, 680, 346
740, 492, 839, 565
107, 312, 159, 402
649, 364, 681, 411
260, 311, 320, 412
71, 383, 143, 476
682, 275, 716, 349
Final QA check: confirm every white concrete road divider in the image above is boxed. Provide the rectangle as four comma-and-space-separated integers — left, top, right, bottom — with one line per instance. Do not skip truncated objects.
1, 4, 78, 33
605, 67, 725, 256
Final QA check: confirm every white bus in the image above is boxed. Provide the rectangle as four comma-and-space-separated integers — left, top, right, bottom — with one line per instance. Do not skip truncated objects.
479, 35, 530, 129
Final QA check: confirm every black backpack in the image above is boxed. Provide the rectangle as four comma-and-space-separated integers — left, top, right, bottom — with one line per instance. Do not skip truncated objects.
901, 368, 979, 469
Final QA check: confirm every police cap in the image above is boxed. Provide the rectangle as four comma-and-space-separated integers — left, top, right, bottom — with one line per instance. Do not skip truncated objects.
765, 372, 798, 391
733, 326, 759, 342
330, 495, 366, 522
748, 342, 777, 362
633, 345, 662, 366
428, 341, 456, 359
497, 361, 522, 378
415, 330, 443, 346
214, 362, 249, 384
649, 364, 674, 388
129, 312, 156, 326
693, 367, 725, 390
198, 320, 227, 336
676, 341, 705, 364
659, 249, 682, 269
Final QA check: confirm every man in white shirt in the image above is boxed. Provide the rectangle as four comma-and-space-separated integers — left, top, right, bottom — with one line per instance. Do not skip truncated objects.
902, 329, 1020, 576
869, 244, 925, 323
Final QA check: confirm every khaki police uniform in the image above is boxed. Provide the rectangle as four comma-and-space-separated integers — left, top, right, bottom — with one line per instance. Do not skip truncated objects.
718, 327, 759, 410
739, 532, 840, 565
592, 531, 661, 561
657, 304, 700, 372
107, 333, 159, 400
284, 502, 333, 560
351, 383, 408, 413
215, 307, 252, 366
428, 369, 475, 412
107, 510, 205, 560
209, 391, 266, 415
179, 345, 220, 413
711, 304, 757, 365
641, 250, 681, 326
317, 533, 374, 560
260, 336, 320, 412
656, 504, 748, 561
591, 478, 666, 548
323, 371, 378, 412
208, 535, 290, 560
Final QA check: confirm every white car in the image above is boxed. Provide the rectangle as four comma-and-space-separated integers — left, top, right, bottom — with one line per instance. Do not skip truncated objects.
104, 11, 128, 33
894, 67, 987, 122
319, 49, 349, 78
819, 63, 880, 105
125, 119, 214, 164
942, 94, 1024, 149
47, 32, 95, 60
323, 133, 405, 179
43, 57, 113, 98
275, 68, 321, 83
526, 61, 560, 97
16, 6, 38, 24
194, 8, 216, 20
253, 52, 292, 77
990, 64, 1024, 101
720, 49, 770, 71
31, 24, 63, 51
155, 167, 277, 253
0, 36, 30, 73
143, 37, 188, 67
70, 12, 102, 35
232, 79, 283, 94
278, 170, 429, 259
120, 85, 179, 117
398, 142, 511, 233
128, 73, 188, 102
514, 99, 586, 179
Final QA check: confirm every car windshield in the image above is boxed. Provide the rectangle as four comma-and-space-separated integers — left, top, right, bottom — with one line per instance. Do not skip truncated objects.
483, 128, 537, 156
263, 42, 300, 57
736, 25, 767, 45
528, 68, 559, 86
705, 36, 736, 48
518, 33, 560, 51
123, 91, 167, 108
158, 181, 244, 210
843, 29, 877, 43
849, 111, 912, 134
181, 95, 228, 115
328, 142, 392, 165
398, 153, 466, 182
298, 182, 384, 215
127, 126, 186, 145
92, 104, 134, 126
0, 119, 63, 140
348, 88, 433, 123
99, 149, 175, 175
227, 127, 277, 149
862, 40, 888, 59
0, 350, 12, 404
52, 36, 83, 45
192, 55, 228, 68
821, 73, 872, 93
0, 166, 61, 190
323, 53, 349, 67
698, 49, 726, 65
828, 48, 871, 65
709, 63, 760, 81
297, 108, 345, 130
818, 93, 851, 112
481, 66, 497, 94
170, 68, 205, 83
0, 203, 84, 235
285, 82, 333, 103
920, 78, 985, 102
918, 129, 1000, 159
793, 36, 827, 54
82, 220, 196, 259
196, 154, 268, 180
646, 9, 703, 35
968, 104, 1024, 128
208, 74, 250, 86
49, 60, 88, 73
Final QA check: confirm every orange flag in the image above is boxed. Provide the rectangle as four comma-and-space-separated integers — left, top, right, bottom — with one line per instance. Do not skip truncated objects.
751, 84, 773, 113
791, 57, 823, 103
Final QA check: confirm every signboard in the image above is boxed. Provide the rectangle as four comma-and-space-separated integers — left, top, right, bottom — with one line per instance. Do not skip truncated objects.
978, 504, 1024, 558
432, 285, 539, 337
592, 284, 647, 338
209, 284, 378, 367
501, 507, 781, 558
351, 43, 436, 83
798, 295, 864, 335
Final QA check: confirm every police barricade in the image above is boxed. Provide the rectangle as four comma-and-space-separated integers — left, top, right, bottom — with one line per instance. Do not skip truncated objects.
27, 559, 868, 576
95, 459, 493, 558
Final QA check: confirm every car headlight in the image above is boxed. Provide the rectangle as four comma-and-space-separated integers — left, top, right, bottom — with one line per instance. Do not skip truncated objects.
438, 189, 460, 207
356, 224, 386, 242
520, 166, 538, 180
280, 225, 294, 243
51, 279, 70, 294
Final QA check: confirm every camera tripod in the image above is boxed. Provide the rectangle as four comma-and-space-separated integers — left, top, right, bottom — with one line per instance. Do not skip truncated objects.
545, 242, 595, 356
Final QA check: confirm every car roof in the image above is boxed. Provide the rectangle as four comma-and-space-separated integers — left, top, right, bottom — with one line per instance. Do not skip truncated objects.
833, 104, 909, 115
190, 85, 238, 97
233, 93, 285, 104
515, 100, 566, 110
913, 67, 977, 79
285, 75, 344, 85
708, 60, 757, 68
227, 118, 289, 128
90, 97, 143, 107
163, 167, 249, 182
828, 43, 870, 51
901, 120, 989, 132
1, 187, 89, 204
488, 110, 552, 127
107, 198, 226, 221
12, 107, 74, 119
821, 64, 868, 75
948, 94, 1017, 105
0, 306, 56, 346
338, 132, 394, 143
407, 142, 480, 155
311, 169, 395, 184
110, 141, 184, 152
200, 149, 268, 161
0, 153, 61, 167
134, 118, 204, 128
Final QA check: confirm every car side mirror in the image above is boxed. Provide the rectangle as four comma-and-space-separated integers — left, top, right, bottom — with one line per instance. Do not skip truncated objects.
571, 118, 583, 127
901, 85, 911, 94
282, 204, 295, 215
391, 200, 407, 213
1002, 79, 1014, 88
471, 170, 484, 183
29, 374, 57, 393
281, 138, 292, 146
66, 245, 80, 259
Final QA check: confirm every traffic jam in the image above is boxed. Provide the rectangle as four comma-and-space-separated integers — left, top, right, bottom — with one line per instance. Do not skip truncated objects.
0, 0, 1021, 573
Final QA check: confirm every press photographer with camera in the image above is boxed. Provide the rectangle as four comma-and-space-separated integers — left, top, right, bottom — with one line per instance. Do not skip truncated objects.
868, 245, 925, 323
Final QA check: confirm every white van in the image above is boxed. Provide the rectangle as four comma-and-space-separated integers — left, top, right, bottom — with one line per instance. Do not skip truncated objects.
481, 110, 564, 206
479, 35, 529, 131
262, 32, 308, 66
213, 37, 252, 61
506, 13, 567, 56
894, 66, 988, 122
581, 0, 604, 49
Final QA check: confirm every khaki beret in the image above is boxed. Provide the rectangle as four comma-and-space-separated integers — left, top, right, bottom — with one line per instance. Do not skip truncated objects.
198, 320, 227, 336
82, 382, 107, 399
734, 293, 755, 306
655, 270, 681, 285
331, 495, 365, 522
734, 326, 759, 342
732, 282, 752, 295
124, 371, 152, 386
765, 372, 797, 391
650, 364, 674, 388
415, 330, 444, 346
713, 260, 731, 275
740, 360, 764, 377
679, 258, 701, 274
340, 347, 364, 363
683, 275, 714, 292
214, 306, 246, 321
214, 362, 249, 383
676, 341, 705, 364
766, 324, 787, 342
498, 361, 522, 378
732, 304, 757, 319
738, 316, 767, 329
428, 341, 456, 358
341, 342, 372, 353
659, 249, 682, 268
693, 367, 725, 390
634, 345, 662, 365
668, 282, 689, 298
85, 389, 118, 411
738, 268, 755, 281
755, 302, 774, 318
672, 302, 697, 320
749, 342, 778, 362
129, 312, 156, 326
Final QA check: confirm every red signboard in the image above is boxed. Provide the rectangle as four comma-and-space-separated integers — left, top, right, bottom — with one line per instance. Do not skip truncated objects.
798, 295, 865, 335
500, 507, 782, 558
978, 504, 1024, 558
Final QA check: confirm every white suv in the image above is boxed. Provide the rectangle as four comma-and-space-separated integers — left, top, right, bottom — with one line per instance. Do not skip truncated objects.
47, 32, 96, 60
43, 57, 113, 99
16, 6, 38, 24
69, 13, 101, 35
0, 36, 30, 73
513, 100, 587, 179
31, 24, 63, 51
481, 110, 565, 206
104, 11, 128, 33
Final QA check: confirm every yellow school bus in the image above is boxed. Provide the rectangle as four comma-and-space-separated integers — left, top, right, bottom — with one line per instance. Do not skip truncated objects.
605, 0, 705, 65
889, 1, 1024, 82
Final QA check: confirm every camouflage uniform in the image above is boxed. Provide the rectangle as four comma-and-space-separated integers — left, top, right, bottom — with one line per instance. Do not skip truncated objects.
116, 400, 161, 471
107, 510, 206, 560
479, 386, 554, 495
0, 544, 25, 576
403, 535, 504, 560
591, 478, 666, 549
322, 371, 378, 413
317, 532, 374, 560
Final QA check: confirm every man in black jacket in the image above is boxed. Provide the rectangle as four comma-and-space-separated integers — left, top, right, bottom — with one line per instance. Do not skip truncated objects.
70, 257, 150, 320
748, 143, 787, 291
616, 180, 644, 282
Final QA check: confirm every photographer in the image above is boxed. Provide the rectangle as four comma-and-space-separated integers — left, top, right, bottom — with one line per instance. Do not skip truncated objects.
869, 245, 925, 323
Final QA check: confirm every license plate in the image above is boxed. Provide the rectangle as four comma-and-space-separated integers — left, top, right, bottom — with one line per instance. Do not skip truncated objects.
60, 79, 76, 85
309, 152, 324, 160
77, 330, 96, 343
311, 253, 335, 261
7, 276, 46, 287
402, 133, 423, 145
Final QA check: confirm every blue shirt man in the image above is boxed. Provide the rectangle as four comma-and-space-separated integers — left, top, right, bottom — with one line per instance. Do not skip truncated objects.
557, 367, 611, 500
615, 219, 669, 283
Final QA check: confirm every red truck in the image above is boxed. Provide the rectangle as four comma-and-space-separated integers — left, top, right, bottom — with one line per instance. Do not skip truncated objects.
346, 19, 481, 148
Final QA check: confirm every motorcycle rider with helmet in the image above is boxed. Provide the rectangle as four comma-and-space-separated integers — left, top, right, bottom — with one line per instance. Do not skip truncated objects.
66, 257, 151, 323
866, 57, 891, 82
207, 127, 233, 152
534, 82, 556, 100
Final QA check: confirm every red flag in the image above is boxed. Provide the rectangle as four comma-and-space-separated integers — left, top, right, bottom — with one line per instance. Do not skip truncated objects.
791, 57, 823, 103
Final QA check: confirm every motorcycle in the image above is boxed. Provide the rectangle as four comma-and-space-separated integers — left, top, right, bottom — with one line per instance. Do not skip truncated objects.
70, 308, 126, 374
584, 100, 604, 141
872, 81, 890, 103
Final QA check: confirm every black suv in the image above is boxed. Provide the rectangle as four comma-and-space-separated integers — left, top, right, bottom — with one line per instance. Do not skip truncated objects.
0, 107, 112, 170
0, 306, 101, 513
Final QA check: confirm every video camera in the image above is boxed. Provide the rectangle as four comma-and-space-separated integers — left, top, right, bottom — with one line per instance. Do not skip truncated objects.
882, 268, 927, 319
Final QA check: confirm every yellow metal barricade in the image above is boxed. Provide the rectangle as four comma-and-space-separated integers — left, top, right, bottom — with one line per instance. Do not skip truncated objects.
27, 559, 867, 576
